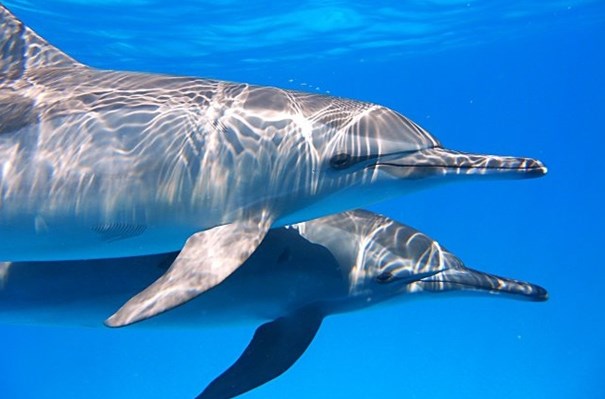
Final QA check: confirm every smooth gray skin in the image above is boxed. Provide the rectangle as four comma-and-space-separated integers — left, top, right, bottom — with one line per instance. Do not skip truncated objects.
0, 210, 547, 398
0, 6, 547, 326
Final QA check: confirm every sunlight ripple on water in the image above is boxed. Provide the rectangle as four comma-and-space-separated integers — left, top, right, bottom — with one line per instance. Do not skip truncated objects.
4, 0, 605, 73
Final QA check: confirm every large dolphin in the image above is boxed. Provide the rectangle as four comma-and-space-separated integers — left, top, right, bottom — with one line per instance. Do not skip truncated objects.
0, 210, 547, 398
0, 6, 547, 326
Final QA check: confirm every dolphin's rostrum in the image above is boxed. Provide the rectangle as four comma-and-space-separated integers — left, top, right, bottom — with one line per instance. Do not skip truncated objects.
0, 5, 546, 327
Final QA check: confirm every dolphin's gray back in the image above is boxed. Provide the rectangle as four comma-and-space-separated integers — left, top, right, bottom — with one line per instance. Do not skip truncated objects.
0, 63, 436, 227
1, 68, 319, 222
0, 1, 438, 226
0, 4, 446, 264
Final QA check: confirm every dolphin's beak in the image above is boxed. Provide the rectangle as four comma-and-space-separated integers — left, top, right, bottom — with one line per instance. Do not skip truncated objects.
373, 147, 547, 179
416, 267, 548, 301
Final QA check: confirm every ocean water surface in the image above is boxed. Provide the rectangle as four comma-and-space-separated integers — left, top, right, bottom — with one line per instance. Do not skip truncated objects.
1, 0, 604, 398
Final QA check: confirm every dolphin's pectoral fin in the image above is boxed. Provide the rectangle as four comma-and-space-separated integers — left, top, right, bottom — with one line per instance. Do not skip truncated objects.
105, 213, 273, 327
198, 306, 324, 399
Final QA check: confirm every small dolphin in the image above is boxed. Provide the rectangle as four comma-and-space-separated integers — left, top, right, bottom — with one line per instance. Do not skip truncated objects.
0, 6, 546, 326
0, 210, 547, 398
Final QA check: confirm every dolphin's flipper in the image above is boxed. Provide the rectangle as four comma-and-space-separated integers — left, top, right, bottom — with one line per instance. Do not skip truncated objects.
198, 306, 324, 399
106, 214, 273, 327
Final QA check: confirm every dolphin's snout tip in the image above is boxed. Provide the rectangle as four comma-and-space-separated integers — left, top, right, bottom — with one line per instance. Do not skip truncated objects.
488, 156, 548, 178
525, 159, 548, 178
104, 314, 125, 328
104, 317, 117, 328
529, 284, 549, 301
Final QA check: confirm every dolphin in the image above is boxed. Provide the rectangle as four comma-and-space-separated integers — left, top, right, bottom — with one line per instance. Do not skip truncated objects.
0, 210, 547, 398
0, 6, 547, 327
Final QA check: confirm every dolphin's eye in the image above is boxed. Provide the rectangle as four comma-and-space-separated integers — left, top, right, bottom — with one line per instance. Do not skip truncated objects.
376, 271, 394, 283
330, 153, 352, 170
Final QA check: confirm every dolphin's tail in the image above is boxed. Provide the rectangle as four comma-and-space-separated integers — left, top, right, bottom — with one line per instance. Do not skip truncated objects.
0, 5, 81, 80
417, 267, 548, 301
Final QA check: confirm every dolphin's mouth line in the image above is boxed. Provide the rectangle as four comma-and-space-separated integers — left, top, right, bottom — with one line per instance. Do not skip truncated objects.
371, 163, 544, 172
379, 269, 444, 284
361, 147, 548, 177
333, 150, 421, 171
418, 279, 496, 290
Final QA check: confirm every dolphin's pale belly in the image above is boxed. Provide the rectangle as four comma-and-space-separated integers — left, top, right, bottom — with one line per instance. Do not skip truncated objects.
0, 218, 199, 261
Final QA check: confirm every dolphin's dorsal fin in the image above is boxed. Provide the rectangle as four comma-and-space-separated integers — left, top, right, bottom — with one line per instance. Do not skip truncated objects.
0, 5, 81, 79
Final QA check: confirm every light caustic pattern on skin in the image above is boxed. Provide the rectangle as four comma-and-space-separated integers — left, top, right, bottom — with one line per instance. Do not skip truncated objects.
0, 70, 437, 221
295, 210, 547, 300
0, 4, 543, 232
0, 1, 437, 226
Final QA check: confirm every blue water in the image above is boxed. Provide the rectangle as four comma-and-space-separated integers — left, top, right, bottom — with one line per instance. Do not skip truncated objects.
2, 0, 604, 398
